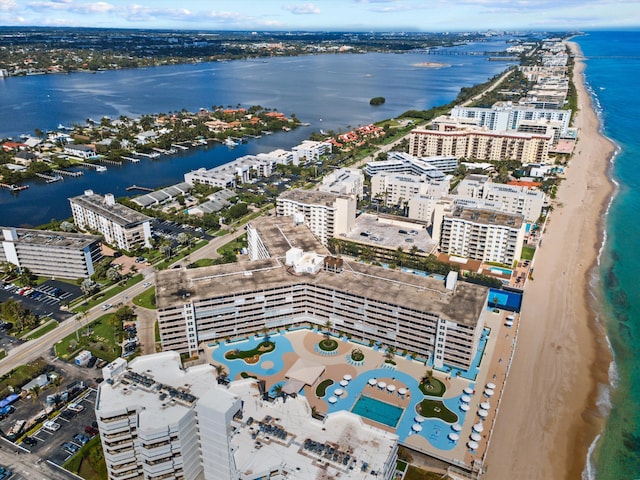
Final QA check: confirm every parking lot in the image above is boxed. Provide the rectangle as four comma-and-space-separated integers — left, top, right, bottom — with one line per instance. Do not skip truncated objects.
0, 280, 80, 324
152, 218, 212, 243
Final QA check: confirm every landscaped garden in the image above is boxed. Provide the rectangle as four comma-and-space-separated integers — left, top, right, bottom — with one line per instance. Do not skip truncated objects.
318, 338, 338, 351
316, 379, 334, 397
350, 348, 364, 362
419, 370, 447, 397
224, 340, 275, 364
417, 399, 458, 424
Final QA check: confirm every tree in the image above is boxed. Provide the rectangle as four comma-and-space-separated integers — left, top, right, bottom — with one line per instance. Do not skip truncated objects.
60, 221, 75, 232
18, 267, 35, 287
177, 232, 191, 246
29, 385, 41, 402
106, 267, 122, 283
214, 364, 227, 380
385, 345, 396, 362
422, 369, 434, 386
324, 320, 333, 340
81, 279, 99, 298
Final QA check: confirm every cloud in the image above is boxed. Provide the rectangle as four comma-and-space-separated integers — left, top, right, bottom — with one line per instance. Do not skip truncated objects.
284, 3, 320, 15
0, 0, 18, 11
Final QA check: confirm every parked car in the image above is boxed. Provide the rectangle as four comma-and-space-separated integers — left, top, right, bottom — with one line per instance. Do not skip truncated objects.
62, 442, 79, 454
73, 433, 90, 445
43, 420, 61, 431
87, 356, 97, 368
22, 436, 37, 446
68, 403, 85, 413
85, 426, 99, 436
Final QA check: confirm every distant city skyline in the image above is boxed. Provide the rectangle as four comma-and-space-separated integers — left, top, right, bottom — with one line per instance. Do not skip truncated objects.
0, 0, 638, 31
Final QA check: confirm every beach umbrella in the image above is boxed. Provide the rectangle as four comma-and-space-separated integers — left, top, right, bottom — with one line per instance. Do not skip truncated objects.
480, 402, 490, 410
412, 424, 423, 432
415, 415, 425, 423
343, 374, 352, 381
368, 378, 377, 386
461, 395, 471, 403
470, 432, 482, 442
478, 409, 488, 418
460, 404, 470, 412
451, 424, 462, 432
328, 396, 338, 404
467, 441, 479, 450
484, 388, 495, 397
398, 388, 408, 395
377, 381, 387, 389
340, 380, 349, 387
387, 384, 396, 392
334, 388, 344, 396
486, 382, 496, 390
472, 423, 484, 433
463, 387, 474, 395
448, 433, 460, 441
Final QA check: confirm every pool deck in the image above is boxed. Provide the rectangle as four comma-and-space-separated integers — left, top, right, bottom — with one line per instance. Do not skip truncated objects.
204, 308, 519, 472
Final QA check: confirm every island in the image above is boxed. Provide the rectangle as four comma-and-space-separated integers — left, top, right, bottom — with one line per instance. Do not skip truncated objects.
369, 97, 386, 106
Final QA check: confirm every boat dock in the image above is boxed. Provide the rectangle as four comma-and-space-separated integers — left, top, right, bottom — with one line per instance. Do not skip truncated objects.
121, 156, 141, 163
52, 169, 83, 177
171, 144, 189, 151
80, 162, 107, 172
126, 185, 154, 192
0, 183, 29, 192
134, 152, 161, 159
35, 172, 63, 183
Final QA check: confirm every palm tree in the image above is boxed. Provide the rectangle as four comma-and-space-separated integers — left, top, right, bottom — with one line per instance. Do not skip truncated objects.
385, 345, 396, 362
29, 385, 41, 402
260, 326, 270, 344
214, 364, 227, 380
422, 369, 434, 387
323, 320, 333, 340
273, 383, 283, 398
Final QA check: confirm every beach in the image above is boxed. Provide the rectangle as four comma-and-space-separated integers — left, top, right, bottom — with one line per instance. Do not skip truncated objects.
485, 42, 615, 479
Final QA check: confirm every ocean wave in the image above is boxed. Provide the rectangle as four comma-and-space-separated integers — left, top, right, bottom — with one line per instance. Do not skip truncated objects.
582, 433, 600, 480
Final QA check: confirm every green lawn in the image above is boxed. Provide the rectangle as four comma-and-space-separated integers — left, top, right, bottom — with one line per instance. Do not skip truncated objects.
63, 435, 107, 480
217, 234, 247, 256
318, 338, 338, 351
418, 378, 447, 397
71, 274, 143, 312
316, 379, 334, 397
188, 258, 216, 268
224, 340, 274, 360
22, 319, 58, 340
405, 466, 451, 480
132, 287, 156, 310
55, 314, 122, 362
521, 245, 536, 260
0, 359, 49, 398
417, 399, 458, 424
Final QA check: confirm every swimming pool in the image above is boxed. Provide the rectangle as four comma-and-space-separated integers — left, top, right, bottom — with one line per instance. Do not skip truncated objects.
351, 395, 404, 428
489, 267, 513, 276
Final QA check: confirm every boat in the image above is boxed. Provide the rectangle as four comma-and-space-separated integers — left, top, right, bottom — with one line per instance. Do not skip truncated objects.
96, 166, 107, 172
320, 129, 328, 136
224, 138, 238, 147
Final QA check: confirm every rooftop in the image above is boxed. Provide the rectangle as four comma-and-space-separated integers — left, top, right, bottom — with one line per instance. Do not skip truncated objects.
70, 192, 152, 228
155, 255, 487, 327
248, 216, 329, 258
449, 207, 524, 228
1, 227, 101, 249
278, 188, 346, 208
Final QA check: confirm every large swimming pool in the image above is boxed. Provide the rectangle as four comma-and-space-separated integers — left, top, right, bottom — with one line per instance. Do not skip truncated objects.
351, 395, 404, 428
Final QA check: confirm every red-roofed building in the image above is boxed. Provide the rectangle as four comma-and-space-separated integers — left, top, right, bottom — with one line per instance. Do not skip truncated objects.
2, 141, 27, 152
507, 180, 542, 188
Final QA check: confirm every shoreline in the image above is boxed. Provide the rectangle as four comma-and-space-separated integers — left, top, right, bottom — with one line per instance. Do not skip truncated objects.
485, 41, 615, 479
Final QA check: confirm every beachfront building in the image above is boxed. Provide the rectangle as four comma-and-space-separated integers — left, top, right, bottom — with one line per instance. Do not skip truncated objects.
69, 190, 153, 251
317, 168, 364, 198
292, 140, 332, 165
276, 189, 356, 245
156, 223, 488, 369
365, 151, 458, 176
371, 172, 450, 207
247, 215, 328, 261
432, 203, 526, 265
453, 174, 546, 223
408, 127, 551, 163
0, 227, 102, 279
64, 144, 98, 159
96, 352, 398, 480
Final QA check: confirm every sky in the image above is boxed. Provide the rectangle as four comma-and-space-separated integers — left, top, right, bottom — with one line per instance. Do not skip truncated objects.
0, 0, 638, 31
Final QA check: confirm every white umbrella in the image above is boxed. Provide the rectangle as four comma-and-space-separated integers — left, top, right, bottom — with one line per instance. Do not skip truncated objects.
467, 441, 479, 450
480, 402, 490, 410
377, 381, 387, 389
470, 432, 482, 441
387, 384, 396, 392
486, 382, 496, 390
473, 423, 484, 433
463, 387, 474, 395
415, 415, 425, 423
448, 433, 460, 441
461, 395, 471, 403
343, 374, 352, 381
328, 396, 338, 404
484, 388, 495, 397
451, 424, 462, 432
398, 388, 407, 395
334, 388, 344, 396
412, 424, 423, 432
460, 404, 470, 412
340, 380, 349, 387
368, 378, 377, 386
478, 409, 488, 418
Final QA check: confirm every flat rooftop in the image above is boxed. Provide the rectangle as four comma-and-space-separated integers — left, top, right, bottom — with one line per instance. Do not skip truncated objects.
1, 227, 101, 249
248, 216, 329, 258
450, 207, 524, 228
278, 189, 343, 208
156, 256, 488, 327
69, 193, 152, 227
345, 213, 437, 255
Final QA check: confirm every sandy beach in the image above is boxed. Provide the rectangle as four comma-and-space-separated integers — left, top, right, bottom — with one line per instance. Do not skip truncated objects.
485, 42, 615, 479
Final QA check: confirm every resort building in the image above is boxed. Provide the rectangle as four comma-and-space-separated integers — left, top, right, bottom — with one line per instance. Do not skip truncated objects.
432, 203, 526, 266
291, 140, 332, 165
408, 127, 551, 163
365, 151, 458, 176
96, 352, 398, 480
69, 190, 153, 251
0, 227, 102, 279
453, 175, 546, 223
371, 172, 450, 207
184, 167, 237, 189
276, 189, 356, 245
317, 168, 364, 198
155, 235, 489, 370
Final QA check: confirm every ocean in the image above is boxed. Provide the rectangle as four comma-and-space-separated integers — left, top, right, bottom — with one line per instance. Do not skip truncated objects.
577, 31, 640, 479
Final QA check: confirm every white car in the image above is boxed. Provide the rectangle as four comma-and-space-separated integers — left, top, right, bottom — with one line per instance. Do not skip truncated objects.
43, 420, 61, 431
142, 282, 151, 288
101, 303, 113, 311
68, 403, 85, 412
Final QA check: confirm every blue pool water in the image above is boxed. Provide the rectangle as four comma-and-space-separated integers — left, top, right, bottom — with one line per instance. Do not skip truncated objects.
352, 395, 404, 428
489, 267, 513, 276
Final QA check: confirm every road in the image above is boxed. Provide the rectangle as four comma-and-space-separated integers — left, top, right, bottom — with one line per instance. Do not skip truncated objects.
0, 438, 76, 479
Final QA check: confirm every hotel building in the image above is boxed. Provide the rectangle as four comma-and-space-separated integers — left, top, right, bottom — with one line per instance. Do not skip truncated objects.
432, 203, 526, 266
0, 227, 102, 279
365, 151, 458, 176
408, 127, 551, 163
96, 352, 398, 480
276, 189, 356, 246
156, 219, 488, 371
69, 190, 153, 251
371, 172, 450, 207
